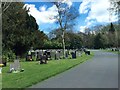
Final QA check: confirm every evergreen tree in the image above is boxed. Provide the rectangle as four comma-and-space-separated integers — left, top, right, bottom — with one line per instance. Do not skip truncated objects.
2, 2, 48, 57
109, 22, 115, 33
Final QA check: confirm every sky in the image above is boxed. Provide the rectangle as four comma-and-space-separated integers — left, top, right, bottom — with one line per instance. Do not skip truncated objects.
24, 0, 118, 34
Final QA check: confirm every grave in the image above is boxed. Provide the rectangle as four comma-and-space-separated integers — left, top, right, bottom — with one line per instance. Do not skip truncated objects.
46, 50, 51, 60
50, 50, 54, 60
55, 50, 62, 60
26, 47, 35, 61
71, 51, 76, 59
34, 50, 39, 61
39, 50, 48, 64
9, 59, 24, 73
65, 50, 69, 58
37, 50, 43, 61
26, 51, 32, 61
84, 50, 90, 55
14, 59, 21, 71
59, 50, 63, 59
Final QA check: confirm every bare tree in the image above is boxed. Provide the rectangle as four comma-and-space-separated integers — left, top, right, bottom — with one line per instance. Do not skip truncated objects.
53, 2, 79, 58
108, 0, 120, 22
108, 0, 120, 48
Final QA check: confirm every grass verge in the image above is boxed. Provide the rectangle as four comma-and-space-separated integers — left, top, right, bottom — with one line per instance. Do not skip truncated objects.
103, 49, 120, 54
2, 52, 94, 88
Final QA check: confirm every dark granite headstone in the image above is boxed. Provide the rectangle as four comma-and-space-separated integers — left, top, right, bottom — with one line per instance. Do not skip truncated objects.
71, 51, 76, 59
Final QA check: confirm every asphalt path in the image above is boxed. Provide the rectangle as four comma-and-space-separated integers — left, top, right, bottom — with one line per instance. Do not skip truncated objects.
29, 50, 118, 88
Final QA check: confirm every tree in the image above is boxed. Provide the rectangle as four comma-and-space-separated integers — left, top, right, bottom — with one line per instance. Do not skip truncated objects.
2, 1, 12, 12
53, 2, 79, 58
94, 33, 105, 49
2, 2, 48, 57
109, 0, 120, 22
65, 31, 82, 49
109, 22, 115, 33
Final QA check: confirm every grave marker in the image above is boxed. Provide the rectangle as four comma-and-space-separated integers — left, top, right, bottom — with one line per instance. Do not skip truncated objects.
14, 59, 20, 71
9, 59, 21, 73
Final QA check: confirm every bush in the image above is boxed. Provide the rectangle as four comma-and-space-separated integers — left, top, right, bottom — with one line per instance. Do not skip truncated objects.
2, 49, 16, 62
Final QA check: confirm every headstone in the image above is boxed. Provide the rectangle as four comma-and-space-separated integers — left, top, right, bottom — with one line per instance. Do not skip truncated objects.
10, 63, 14, 72
27, 51, 32, 61
9, 59, 20, 73
59, 50, 63, 59
14, 59, 20, 71
85, 50, 90, 55
47, 51, 51, 60
58, 50, 61, 59
65, 50, 69, 58
35, 51, 37, 58
38, 50, 43, 60
51, 51, 55, 60
71, 51, 76, 59
55, 50, 60, 60
55, 50, 57, 60
40, 50, 48, 64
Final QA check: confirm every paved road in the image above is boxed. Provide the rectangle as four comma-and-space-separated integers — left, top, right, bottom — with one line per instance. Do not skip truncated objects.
29, 50, 118, 88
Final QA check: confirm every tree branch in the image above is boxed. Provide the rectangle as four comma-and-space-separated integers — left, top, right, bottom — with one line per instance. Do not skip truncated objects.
3, 2, 12, 12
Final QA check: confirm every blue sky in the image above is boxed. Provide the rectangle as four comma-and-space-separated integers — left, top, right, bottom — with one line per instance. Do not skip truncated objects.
24, 0, 117, 34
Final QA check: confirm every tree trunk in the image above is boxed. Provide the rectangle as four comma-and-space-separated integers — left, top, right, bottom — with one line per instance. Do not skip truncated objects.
62, 30, 65, 58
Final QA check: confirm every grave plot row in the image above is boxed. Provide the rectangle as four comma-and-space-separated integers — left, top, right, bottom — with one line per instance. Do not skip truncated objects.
26, 49, 82, 62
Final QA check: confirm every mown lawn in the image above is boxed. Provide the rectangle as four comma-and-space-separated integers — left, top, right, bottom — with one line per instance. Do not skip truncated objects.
103, 49, 120, 54
2, 52, 94, 89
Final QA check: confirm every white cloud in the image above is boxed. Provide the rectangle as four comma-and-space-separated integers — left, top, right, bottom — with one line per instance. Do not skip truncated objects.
24, 1, 73, 25
79, 26, 86, 33
39, 5, 47, 11
64, 0, 72, 8
79, 0, 118, 27
24, 4, 58, 25
79, 0, 91, 14
61, 0, 72, 8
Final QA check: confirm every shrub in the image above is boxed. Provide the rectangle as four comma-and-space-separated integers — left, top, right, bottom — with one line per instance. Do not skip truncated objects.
2, 49, 16, 62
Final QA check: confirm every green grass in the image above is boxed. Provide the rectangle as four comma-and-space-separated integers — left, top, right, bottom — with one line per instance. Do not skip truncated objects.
103, 49, 120, 54
2, 52, 94, 88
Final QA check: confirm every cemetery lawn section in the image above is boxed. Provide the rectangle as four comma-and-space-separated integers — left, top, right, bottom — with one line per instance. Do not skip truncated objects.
2, 52, 94, 88
103, 49, 120, 54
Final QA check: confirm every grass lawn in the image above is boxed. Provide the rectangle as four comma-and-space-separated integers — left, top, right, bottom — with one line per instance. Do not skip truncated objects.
2, 52, 94, 88
103, 49, 120, 54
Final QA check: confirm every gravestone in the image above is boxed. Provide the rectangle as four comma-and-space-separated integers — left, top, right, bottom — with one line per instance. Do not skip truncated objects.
26, 51, 32, 61
10, 63, 14, 72
65, 50, 69, 58
47, 51, 51, 60
55, 50, 60, 60
9, 59, 21, 73
14, 59, 20, 71
71, 51, 76, 59
84, 50, 90, 55
55, 50, 57, 60
57, 50, 61, 59
38, 50, 43, 61
34, 50, 39, 61
40, 50, 48, 64
78, 51, 81, 56
59, 50, 63, 59
51, 51, 55, 60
